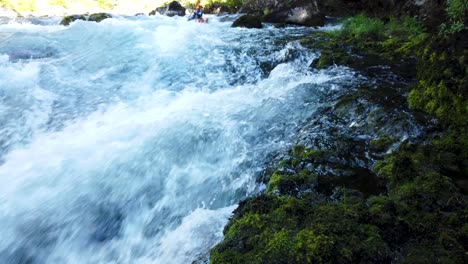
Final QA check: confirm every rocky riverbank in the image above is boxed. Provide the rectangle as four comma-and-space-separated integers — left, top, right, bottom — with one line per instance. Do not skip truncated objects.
210, 1, 467, 263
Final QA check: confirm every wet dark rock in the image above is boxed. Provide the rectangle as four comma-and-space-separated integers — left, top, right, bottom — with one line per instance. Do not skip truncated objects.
150, 1, 186, 17
264, 6, 325, 27
212, 9, 468, 263
60, 15, 86, 26
2, 46, 57, 62
218, 14, 242, 23
317, 168, 385, 197
238, 0, 325, 27
231, 15, 263, 28
236, 0, 446, 29
88, 13, 112, 23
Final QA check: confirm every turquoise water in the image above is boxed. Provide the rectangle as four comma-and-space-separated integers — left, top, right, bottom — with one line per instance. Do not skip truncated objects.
0, 15, 355, 263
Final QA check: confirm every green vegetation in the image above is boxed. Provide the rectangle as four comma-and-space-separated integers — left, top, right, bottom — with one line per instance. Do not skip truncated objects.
440, 0, 468, 35
407, 0, 467, 173
212, 141, 467, 263
0, 0, 36, 12
306, 15, 428, 69
369, 136, 397, 153
211, 192, 394, 264
212, 6, 467, 263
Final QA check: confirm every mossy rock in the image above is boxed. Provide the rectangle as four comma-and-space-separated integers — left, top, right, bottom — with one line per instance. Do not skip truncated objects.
369, 136, 397, 153
212, 13, 468, 264
231, 15, 263, 29
266, 170, 317, 197
60, 15, 86, 26
88, 13, 112, 23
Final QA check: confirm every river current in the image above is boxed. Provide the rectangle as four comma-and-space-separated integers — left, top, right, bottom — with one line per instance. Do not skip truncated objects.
0, 15, 355, 263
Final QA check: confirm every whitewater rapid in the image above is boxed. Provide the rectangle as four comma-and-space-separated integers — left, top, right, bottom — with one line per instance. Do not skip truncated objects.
0, 15, 356, 263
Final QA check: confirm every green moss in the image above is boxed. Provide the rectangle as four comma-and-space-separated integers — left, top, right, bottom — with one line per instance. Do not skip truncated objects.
291, 230, 335, 263
212, 12, 467, 264
265, 146, 323, 196
88, 13, 111, 23
211, 193, 394, 264
214, 139, 467, 263
439, 0, 468, 35
304, 15, 428, 67
408, 36, 467, 127
59, 15, 86, 26
369, 136, 397, 153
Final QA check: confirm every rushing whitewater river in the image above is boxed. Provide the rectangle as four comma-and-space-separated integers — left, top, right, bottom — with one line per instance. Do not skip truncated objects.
0, 15, 356, 263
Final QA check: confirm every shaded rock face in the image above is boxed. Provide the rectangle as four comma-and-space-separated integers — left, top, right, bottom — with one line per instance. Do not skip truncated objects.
264, 4, 326, 27
60, 15, 86, 26
150, 1, 186, 17
237, 0, 445, 28
232, 15, 263, 28
316, 0, 446, 28
59, 14, 112, 26
238, 0, 283, 13
205, 5, 232, 15
240, 0, 325, 26
88, 13, 112, 23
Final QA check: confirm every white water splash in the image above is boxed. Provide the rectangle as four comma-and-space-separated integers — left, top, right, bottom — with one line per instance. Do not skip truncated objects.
0, 15, 356, 263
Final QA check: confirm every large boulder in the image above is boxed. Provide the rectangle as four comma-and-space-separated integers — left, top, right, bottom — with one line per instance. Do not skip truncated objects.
88, 13, 112, 23
264, 4, 325, 27
232, 15, 263, 28
150, 1, 186, 17
239, 0, 325, 27
60, 15, 86, 26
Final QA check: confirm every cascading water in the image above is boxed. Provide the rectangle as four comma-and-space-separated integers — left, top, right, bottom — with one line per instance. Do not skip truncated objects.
0, 15, 357, 263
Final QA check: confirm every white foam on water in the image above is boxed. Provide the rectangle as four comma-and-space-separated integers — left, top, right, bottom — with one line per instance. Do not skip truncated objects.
0, 16, 357, 263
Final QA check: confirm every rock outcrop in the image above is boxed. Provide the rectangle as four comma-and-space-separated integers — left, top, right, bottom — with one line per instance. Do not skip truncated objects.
60, 15, 86, 26
232, 15, 263, 28
238, 0, 326, 27
264, 4, 325, 27
149, 1, 186, 17
234, 0, 446, 28
88, 13, 112, 23
59, 13, 112, 26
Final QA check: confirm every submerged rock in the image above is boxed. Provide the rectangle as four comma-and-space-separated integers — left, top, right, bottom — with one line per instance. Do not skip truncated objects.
231, 15, 263, 28
150, 1, 186, 17
4, 47, 57, 62
60, 15, 86, 26
88, 13, 112, 23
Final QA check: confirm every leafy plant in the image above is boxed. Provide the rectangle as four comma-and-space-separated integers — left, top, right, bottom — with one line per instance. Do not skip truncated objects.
439, 0, 468, 35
